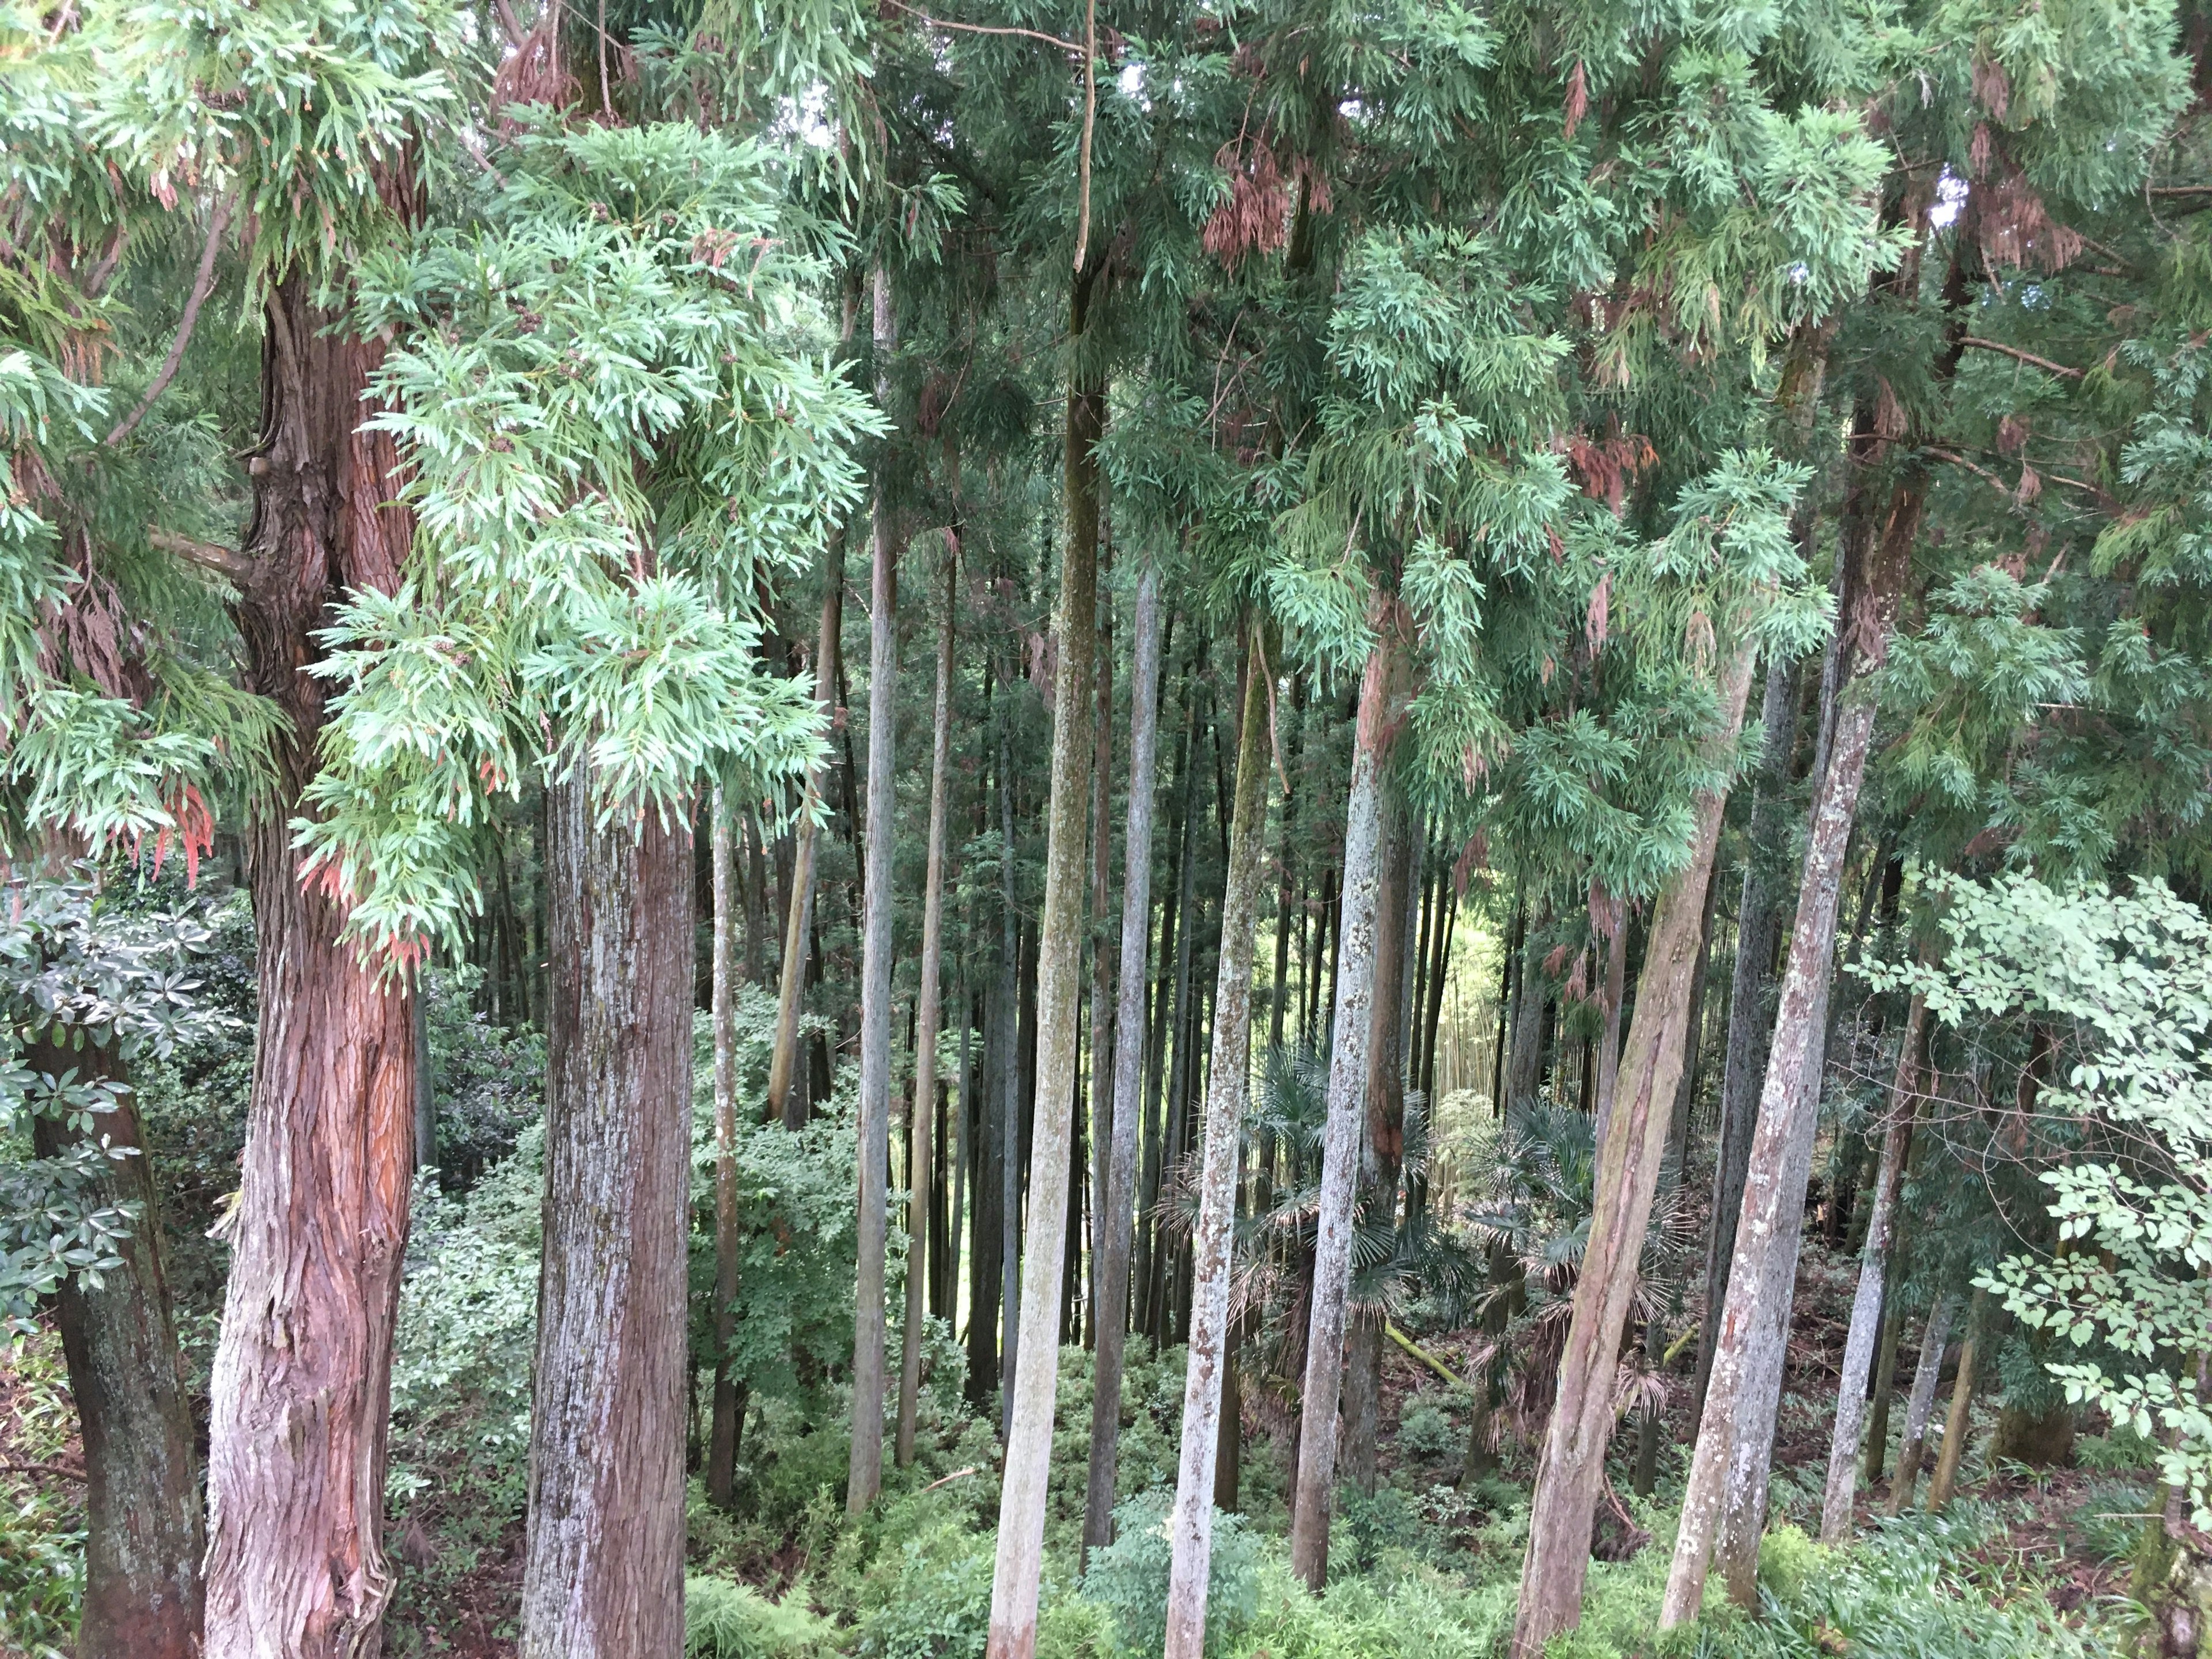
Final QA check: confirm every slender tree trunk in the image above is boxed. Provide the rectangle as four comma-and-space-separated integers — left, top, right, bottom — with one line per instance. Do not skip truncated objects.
521, 761, 694, 1658
1663, 399, 1937, 1627
1135, 700, 1194, 1340
1887, 1294, 1955, 1514
1164, 634, 1271, 1659
1289, 604, 1407, 1590
1819, 995, 1925, 1541
1863, 1230, 1909, 1486
1691, 656, 1797, 1417
998, 777, 1024, 1427
849, 269, 900, 1512
707, 791, 744, 1507
414, 993, 435, 1174
1512, 646, 1757, 1659
204, 272, 418, 1659
1084, 562, 1165, 1562
1589, 885, 1630, 1146
1504, 911, 1547, 1109
984, 324, 1103, 1659
1086, 581, 1116, 1347
30, 1038, 201, 1659
899, 537, 957, 1467
1925, 1289, 1988, 1513
1663, 873, 1721, 1179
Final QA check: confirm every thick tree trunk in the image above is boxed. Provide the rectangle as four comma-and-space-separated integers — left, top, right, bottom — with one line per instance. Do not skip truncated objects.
1664, 425, 1930, 1627
520, 763, 694, 1657
1164, 635, 1271, 1659
767, 532, 845, 1129
1887, 1294, 1954, 1515
31, 1041, 201, 1659
1512, 646, 1756, 1659
984, 337, 1102, 1659
1819, 994, 1924, 1541
899, 539, 957, 1467
1084, 562, 1165, 1562
204, 273, 418, 1659
850, 270, 899, 1513
708, 791, 744, 1507
1691, 655, 1796, 1416
1289, 605, 1407, 1590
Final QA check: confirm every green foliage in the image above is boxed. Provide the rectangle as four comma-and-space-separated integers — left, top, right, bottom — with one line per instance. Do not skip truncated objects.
424, 963, 546, 1185
685, 1574, 840, 1659
1082, 1490, 1262, 1659
0, 1328, 82, 1658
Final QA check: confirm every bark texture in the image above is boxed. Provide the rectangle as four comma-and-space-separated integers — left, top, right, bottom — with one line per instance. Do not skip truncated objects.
205, 272, 419, 1659
1083, 561, 1165, 1560
1887, 1294, 1955, 1515
1925, 1289, 1988, 1513
1818, 995, 1924, 1541
983, 344, 1102, 1659
520, 766, 694, 1658
899, 539, 957, 1467
1287, 608, 1405, 1590
1512, 645, 1756, 1659
31, 1043, 202, 1659
1164, 639, 1271, 1659
709, 791, 744, 1506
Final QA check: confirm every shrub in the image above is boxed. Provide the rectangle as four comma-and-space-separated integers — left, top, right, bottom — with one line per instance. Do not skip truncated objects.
685, 1574, 838, 1658
1396, 1395, 1460, 1467
1083, 1490, 1260, 1659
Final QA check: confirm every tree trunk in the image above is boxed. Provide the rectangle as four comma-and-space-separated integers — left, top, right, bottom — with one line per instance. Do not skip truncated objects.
1504, 910, 1548, 1109
1862, 1239, 1907, 1486
1663, 425, 1931, 1625
899, 537, 957, 1467
1085, 575, 1117, 1348
30, 1040, 202, 1659
1512, 645, 1756, 1659
520, 761, 694, 1658
204, 272, 419, 1659
1289, 604, 1407, 1590
983, 329, 1102, 1659
1164, 634, 1271, 1659
707, 791, 744, 1507
1925, 1289, 1988, 1512
849, 268, 899, 1513
1084, 562, 1166, 1562
1818, 994, 1924, 1541
767, 529, 846, 1129
1589, 885, 1630, 1147
1887, 1294, 1955, 1515
1690, 655, 1796, 1418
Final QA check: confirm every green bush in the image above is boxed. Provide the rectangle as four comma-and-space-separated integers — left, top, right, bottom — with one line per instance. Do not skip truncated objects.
1082, 1490, 1261, 1659
685, 1574, 839, 1659
849, 1514, 994, 1659
1395, 1396, 1461, 1468
1226, 1558, 1509, 1659
2067, 1475, 2161, 1565
0, 1330, 82, 1658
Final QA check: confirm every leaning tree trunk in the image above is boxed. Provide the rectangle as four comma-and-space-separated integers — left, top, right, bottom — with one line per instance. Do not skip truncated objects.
983, 329, 1103, 1659
707, 789, 745, 1506
204, 271, 419, 1659
1818, 994, 1925, 1541
1083, 560, 1166, 1562
849, 268, 899, 1514
30, 1036, 201, 1659
1512, 645, 1757, 1659
520, 763, 695, 1658
1288, 603, 1407, 1591
898, 536, 957, 1467
1690, 654, 1797, 1417
1924, 1288, 1988, 1513
1887, 1294, 1955, 1515
1662, 392, 1941, 1630
1164, 632, 1271, 1659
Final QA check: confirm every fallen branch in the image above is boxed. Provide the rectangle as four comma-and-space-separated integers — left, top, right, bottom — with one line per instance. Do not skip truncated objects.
1384, 1321, 1469, 1389
921, 1464, 979, 1492
0, 1457, 86, 1483
1661, 1322, 1699, 1366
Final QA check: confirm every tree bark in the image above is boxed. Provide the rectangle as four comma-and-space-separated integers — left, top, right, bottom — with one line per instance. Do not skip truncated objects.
1663, 421, 1933, 1628
849, 268, 899, 1514
1512, 645, 1756, 1659
1086, 584, 1116, 1351
1691, 655, 1797, 1418
899, 536, 957, 1467
1084, 562, 1165, 1562
520, 762, 694, 1658
1289, 604, 1407, 1590
983, 325, 1102, 1659
707, 790, 744, 1507
1589, 885, 1630, 1147
1503, 911, 1548, 1109
31, 1040, 201, 1659
1887, 1294, 1954, 1515
1862, 1241, 1907, 1486
1164, 632, 1271, 1659
1925, 1288, 1988, 1513
1818, 993, 1924, 1541
204, 272, 418, 1659
767, 531, 846, 1128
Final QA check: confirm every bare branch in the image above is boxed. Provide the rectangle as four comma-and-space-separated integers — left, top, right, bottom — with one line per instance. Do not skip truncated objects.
879, 0, 1082, 54
1961, 336, 2084, 381
149, 527, 253, 588
106, 196, 233, 447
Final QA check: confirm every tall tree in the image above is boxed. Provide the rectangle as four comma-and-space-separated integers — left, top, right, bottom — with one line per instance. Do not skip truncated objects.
708, 787, 745, 1506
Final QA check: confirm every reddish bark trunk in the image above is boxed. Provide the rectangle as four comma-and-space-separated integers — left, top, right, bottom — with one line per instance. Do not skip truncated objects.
204, 271, 419, 1659
520, 766, 695, 1656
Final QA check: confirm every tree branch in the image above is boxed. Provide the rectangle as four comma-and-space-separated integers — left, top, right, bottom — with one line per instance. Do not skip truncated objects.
149, 527, 253, 588
0, 1458, 86, 1483
1961, 336, 2083, 381
879, 0, 1082, 54
106, 196, 232, 447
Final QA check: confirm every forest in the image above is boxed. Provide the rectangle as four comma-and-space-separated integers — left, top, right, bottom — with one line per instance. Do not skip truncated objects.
4, 0, 2212, 1656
